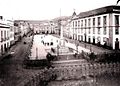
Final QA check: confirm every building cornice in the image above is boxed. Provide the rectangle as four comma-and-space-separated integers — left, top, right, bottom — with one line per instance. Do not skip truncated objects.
0, 23, 10, 28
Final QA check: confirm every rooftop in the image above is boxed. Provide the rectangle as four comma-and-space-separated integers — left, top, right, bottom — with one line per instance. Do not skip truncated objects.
74, 5, 120, 19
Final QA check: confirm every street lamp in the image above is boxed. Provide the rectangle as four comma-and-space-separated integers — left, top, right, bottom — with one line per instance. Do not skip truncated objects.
57, 45, 59, 56
75, 40, 79, 54
36, 48, 38, 59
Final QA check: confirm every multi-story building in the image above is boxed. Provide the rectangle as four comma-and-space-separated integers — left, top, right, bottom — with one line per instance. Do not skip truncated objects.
14, 22, 21, 42
33, 23, 40, 34
71, 5, 120, 50
7, 20, 15, 45
20, 20, 56, 35
0, 16, 14, 55
14, 20, 31, 37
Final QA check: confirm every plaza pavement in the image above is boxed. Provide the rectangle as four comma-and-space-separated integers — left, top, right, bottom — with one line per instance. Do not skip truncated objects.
53, 35, 112, 54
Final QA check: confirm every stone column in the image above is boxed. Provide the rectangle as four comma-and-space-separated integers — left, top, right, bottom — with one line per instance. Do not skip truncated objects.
60, 21, 65, 46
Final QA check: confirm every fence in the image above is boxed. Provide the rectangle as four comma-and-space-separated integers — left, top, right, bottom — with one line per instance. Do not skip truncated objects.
17, 62, 120, 86
52, 62, 120, 80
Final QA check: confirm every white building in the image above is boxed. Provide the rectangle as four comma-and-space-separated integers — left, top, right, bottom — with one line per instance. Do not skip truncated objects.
0, 16, 14, 55
7, 20, 14, 45
70, 5, 120, 50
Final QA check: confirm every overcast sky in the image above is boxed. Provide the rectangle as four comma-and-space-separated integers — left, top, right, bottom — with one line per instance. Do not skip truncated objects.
0, 0, 118, 20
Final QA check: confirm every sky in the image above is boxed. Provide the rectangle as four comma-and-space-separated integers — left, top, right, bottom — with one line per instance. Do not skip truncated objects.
0, 0, 118, 20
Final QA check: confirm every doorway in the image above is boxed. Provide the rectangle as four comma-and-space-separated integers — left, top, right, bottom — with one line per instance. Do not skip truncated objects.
88, 37, 91, 44
4, 44, 7, 52
115, 38, 119, 50
93, 37, 95, 45
84, 34, 86, 42
81, 36, 83, 42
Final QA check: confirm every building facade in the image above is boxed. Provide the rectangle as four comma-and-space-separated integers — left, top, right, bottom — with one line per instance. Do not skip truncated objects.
0, 17, 13, 55
71, 5, 120, 50
7, 20, 15, 45
14, 20, 31, 37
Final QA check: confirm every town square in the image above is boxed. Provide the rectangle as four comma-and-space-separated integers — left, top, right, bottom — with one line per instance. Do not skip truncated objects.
0, 0, 120, 86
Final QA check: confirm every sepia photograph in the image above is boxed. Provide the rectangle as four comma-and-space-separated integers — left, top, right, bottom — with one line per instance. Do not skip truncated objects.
0, 0, 120, 86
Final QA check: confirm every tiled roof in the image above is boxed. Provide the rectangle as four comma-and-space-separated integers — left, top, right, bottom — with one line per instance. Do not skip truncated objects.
77, 5, 120, 19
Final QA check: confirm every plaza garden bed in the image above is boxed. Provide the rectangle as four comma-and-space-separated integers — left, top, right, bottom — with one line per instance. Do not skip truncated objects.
82, 50, 120, 63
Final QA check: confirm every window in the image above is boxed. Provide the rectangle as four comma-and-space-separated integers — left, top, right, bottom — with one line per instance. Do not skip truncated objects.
81, 20, 83, 33
88, 19, 91, 34
115, 15, 119, 26
78, 21, 80, 27
115, 15, 119, 35
93, 18, 95, 26
81, 20, 83, 27
98, 27, 100, 34
7, 31, 9, 39
88, 19, 91, 27
78, 28, 80, 33
84, 19, 87, 34
1, 31, 3, 42
115, 27, 119, 34
1, 31, 3, 37
81, 28, 83, 33
4, 31, 6, 40
103, 16, 107, 35
103, 27, 106, 35
103, 16, 107, 26
75, 28, 77, 32
98, 17, 101, 26
89, 28, 91, 34
93, 18, 95, 34
1, 45, 3, 53
73, 21, 74, 27
75, 21, 77, 27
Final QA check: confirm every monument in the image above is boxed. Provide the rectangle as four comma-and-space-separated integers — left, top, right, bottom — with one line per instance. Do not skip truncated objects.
56, 19, 70, 55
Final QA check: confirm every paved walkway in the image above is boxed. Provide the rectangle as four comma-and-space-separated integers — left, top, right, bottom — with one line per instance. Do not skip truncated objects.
29, 35, 48, 60
53, 35, 112, 54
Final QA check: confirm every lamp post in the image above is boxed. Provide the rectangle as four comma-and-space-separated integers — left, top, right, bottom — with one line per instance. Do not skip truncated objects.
57, 45, 59, 56
75, 40, 79, 54
36, 48, 38, 59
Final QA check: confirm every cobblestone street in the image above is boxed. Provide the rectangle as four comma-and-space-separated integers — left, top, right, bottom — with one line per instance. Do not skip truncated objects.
0, 36, 43, 86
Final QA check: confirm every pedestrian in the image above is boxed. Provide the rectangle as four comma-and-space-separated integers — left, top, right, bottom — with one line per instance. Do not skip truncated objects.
90, 45, 92, 52
85, 44, 86, 48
